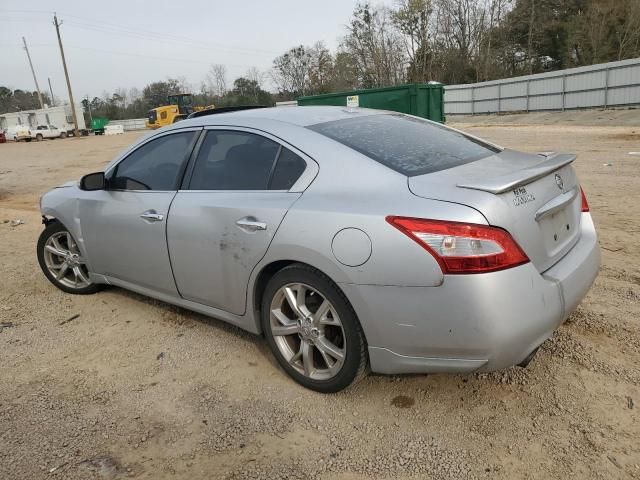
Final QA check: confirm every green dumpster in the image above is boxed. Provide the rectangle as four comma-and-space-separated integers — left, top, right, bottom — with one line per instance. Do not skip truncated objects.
90, 117, 109, 135
297, 83, 444, 123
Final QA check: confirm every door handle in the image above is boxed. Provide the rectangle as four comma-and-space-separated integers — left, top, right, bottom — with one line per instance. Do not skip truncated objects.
140, 210, 164, 222
236, 217, 267, 232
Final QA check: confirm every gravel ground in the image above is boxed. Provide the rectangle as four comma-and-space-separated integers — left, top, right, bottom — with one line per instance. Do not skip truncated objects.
1, 115, 639, 479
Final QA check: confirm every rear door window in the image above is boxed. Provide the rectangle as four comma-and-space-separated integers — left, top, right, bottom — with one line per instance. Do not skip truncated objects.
308, 114, 501, 176
269, 147, 307, 190
189, 131, 280, 190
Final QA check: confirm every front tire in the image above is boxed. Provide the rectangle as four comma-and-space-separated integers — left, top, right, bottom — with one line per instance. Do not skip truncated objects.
261, 264, 368, 393
37, 221, 102, 295
36, 134, 43, 141
60, 132, 67, 139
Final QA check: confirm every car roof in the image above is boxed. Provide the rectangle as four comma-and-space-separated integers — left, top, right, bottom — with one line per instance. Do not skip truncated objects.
175, 105, 387, 129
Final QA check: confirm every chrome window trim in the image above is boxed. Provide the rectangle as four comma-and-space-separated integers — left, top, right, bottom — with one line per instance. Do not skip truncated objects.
177, 190, 291, 194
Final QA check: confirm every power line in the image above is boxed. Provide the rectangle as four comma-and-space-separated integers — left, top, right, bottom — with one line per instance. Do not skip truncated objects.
0, 9, 281, 56
62, 18, 280, 56
20, 43, 267, 70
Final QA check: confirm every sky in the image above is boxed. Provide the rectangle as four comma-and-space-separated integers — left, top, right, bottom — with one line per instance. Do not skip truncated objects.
0, 0, 389, 101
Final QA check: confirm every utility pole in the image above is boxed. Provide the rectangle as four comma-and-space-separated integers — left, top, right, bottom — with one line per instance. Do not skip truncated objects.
85, 95, 93, 123
48, 77, 56, 106
22, 37, 45, 109
53, 13, 79, 137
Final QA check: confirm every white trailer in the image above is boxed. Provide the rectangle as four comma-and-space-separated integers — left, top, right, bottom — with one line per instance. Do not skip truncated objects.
0, 104, 87, 138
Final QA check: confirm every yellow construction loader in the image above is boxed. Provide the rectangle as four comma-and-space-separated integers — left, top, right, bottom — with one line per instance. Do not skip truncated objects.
146, 94, 213, 129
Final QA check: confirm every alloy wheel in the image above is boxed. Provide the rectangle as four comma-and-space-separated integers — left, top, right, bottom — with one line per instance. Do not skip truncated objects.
269, 283, 346, 380
43, 231, 92, 289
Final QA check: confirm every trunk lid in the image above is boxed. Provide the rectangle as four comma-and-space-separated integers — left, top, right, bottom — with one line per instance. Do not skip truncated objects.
408, 149, 583, 272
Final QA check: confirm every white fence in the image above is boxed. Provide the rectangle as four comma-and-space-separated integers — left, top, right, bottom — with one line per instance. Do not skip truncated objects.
444, 57, 640, 115
106, 118, 147, 131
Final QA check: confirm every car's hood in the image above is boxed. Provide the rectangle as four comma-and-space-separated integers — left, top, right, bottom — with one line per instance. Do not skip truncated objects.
54, 180, 78, 189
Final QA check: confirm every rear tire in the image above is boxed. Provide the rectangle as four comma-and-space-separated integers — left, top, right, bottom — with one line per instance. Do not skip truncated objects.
60, 132, 67, 139
36, 134, 43, 141
261, 263, 368, 393
37, 221, 102, 295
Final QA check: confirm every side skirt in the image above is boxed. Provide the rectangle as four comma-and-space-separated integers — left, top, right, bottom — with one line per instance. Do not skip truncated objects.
90, 273, 260, 334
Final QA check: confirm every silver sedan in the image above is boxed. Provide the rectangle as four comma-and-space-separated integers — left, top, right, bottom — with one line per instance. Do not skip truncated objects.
37, 106, 600, 392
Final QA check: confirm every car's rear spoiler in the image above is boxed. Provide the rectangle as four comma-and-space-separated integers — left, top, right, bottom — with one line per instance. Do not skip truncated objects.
456, 152, 576, 194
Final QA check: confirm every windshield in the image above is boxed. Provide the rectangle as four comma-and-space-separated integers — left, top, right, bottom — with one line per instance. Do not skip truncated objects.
308, 114, 501, 176
169, 94, 192, 106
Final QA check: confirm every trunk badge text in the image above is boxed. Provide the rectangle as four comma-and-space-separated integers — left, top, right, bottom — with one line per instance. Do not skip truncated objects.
512, 186, 536, 207
555, 174, 564, 192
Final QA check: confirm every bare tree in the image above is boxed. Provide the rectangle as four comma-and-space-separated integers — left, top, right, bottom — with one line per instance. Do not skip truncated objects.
244, 67, 264, 102
174, 76, 192, 94
114, 87, 128, 108
128, 87, 141, 103
307, 42, 334, 93
481, 0, 509, 80
392, 0, 433, 82
431, 0, 488, 82
246, 67, 263, 89
614, 0, 640, 61
206, 64, 228, 97
271, 45, 311, 96
343, 3, 407, 87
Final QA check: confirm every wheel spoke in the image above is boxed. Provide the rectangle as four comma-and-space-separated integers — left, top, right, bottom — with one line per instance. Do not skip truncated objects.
73, 266, 90, 285
283, 286, 301, 317
315, 336, 345, 361
319, 312, 341, 327
51, 237, 68, 254
272, 323, 299, 336
318, 347, 335, 370
296, 285, 310, 317
289, 344, 303, 365
45, 244, 67, 257
313, 300, 331, 324
56, 262, 69, 280
272, 308, 294, 326
301, 340, 314, 376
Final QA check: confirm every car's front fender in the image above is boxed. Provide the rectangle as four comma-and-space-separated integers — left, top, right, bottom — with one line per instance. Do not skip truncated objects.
40, 184, 94, 271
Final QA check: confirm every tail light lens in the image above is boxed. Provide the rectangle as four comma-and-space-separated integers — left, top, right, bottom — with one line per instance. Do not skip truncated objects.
386, 216, 529, 274
580, 187, 589, 212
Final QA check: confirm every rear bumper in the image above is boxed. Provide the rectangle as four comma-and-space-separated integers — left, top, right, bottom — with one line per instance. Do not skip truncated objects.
542, 214, 600, 318
340, 213, 600, 375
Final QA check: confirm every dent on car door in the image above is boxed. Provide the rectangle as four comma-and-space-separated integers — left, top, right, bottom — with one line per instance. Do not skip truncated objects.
167, 129, 309, 315
79, 129, 200, 295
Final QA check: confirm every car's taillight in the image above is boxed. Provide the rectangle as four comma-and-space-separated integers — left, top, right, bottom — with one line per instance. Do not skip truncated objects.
580, 187, 589, 212
386, 216, 529, 274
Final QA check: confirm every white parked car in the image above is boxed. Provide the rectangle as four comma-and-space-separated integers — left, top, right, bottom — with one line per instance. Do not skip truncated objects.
6, 125, 31, 141
30, 125, 67, 141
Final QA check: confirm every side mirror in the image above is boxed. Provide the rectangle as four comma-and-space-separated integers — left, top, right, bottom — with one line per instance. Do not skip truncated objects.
80, 172, 105, 191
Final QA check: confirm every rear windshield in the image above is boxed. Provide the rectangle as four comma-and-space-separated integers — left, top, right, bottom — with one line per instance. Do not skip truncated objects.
308, 114, 501, 176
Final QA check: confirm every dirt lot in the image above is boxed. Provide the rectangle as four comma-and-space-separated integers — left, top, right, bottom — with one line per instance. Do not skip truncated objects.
1, 116, 639, 479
